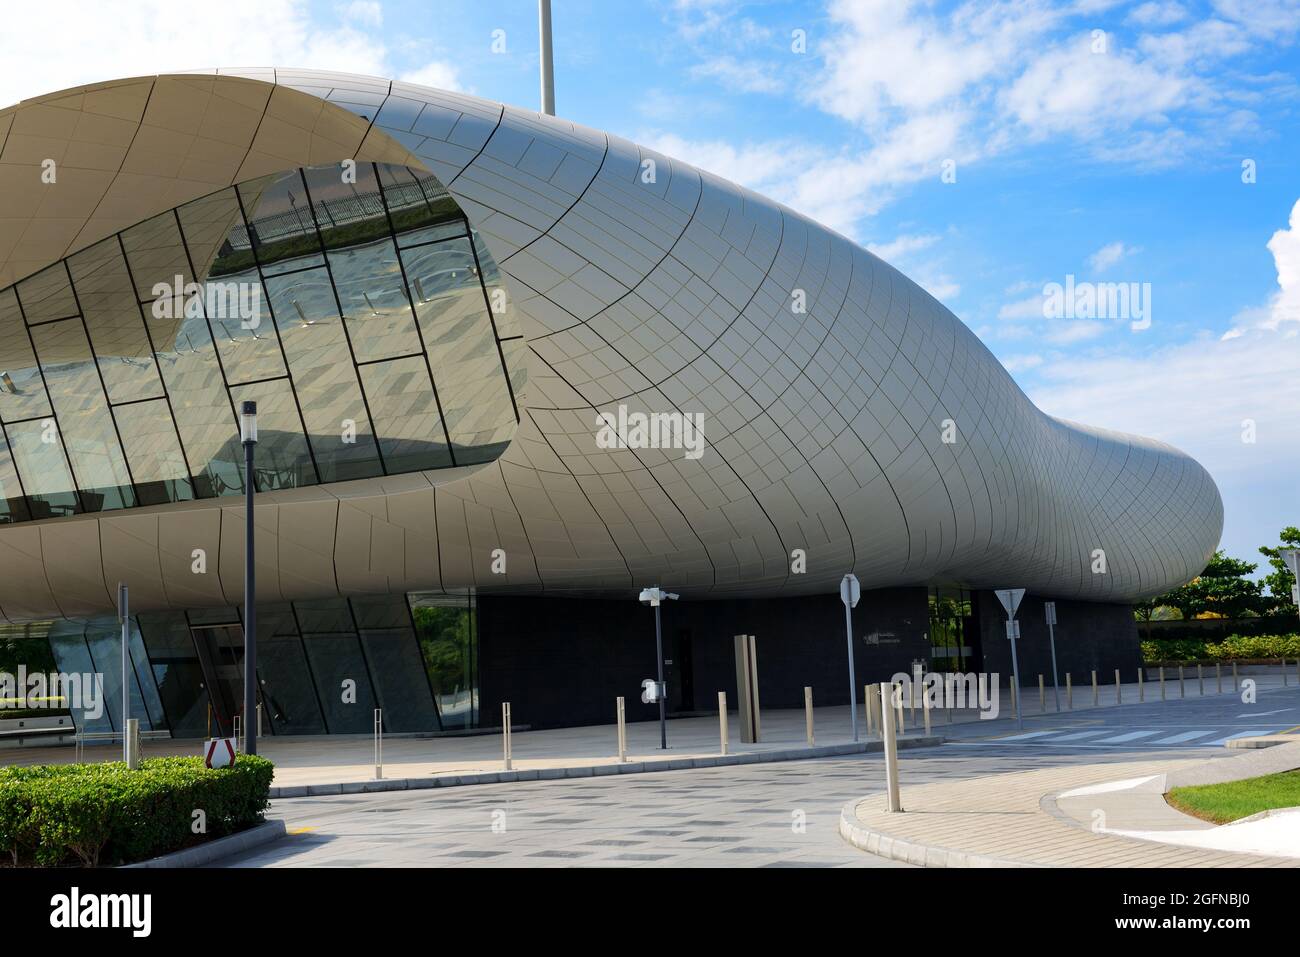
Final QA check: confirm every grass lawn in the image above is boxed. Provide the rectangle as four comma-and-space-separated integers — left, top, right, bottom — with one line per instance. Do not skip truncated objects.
1167, 770, 1300, 824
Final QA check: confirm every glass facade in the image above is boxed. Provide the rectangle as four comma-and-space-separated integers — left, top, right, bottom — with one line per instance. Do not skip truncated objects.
0, 162, 520, 522
927, 586, 978, 671
39, 591, 480, 738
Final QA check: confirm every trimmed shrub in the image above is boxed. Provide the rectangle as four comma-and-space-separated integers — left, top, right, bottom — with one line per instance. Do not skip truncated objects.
1142, 634, 1300, 664
0, 754, 273, 867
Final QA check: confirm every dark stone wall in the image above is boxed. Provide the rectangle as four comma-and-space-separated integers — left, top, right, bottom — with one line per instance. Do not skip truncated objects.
476, 588, 931, 730
974, 591, 1142, 689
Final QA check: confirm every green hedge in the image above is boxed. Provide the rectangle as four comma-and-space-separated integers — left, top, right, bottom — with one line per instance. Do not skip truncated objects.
0, 755, 273, 867
1141, 634, 1300, 663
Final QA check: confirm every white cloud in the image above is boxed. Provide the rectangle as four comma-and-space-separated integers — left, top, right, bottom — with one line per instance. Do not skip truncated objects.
867, 233, 941, 262
0, 0, 391, 108
998, 293, 1047, 321
1127, 2, 1189, 27
1088, 241, 1139, 272
338, 0, 383, 29
1221, 198, 1300, 338
1001, 353, 1045, 372
403, 60, 464, 93
689, 56, 785, 95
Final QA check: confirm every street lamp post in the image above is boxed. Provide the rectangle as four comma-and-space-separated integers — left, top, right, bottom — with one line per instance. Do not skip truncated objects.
240, 401, 258, 756
840, 574, 861, 741
639, 586, 678, 749
117, 582, 128, 762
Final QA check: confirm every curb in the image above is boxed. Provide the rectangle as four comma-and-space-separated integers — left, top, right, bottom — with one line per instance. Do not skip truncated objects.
837, 800, 1036, 868
269, 736, 945, 799
121, 820, 287, 869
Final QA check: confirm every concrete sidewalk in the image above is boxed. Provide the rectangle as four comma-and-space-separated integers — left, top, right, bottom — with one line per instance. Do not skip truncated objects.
840, 745, 1300, 867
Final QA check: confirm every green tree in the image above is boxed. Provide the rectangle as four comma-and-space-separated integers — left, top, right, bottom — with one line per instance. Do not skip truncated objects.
1258, 526, 1300, 619
1151, 550, 1267, 621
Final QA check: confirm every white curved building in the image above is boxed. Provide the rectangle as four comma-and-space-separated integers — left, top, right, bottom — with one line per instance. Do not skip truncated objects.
0, 71, 1222, 735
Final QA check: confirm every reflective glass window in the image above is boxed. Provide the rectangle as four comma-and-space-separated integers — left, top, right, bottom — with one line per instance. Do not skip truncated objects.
264, 267, 381, 482
327, 238, 424, 363
46, 623, 112, 733
178, 188, 251, 280
410, 592, 478, 730
121, 212, 196, 301
295, 598, 376, 733
302, 162, 390, 251
138, 612, 209, 738
402, 238, 514, 463
7, 419, 79, 518
254, 605, 325, 735
351, 595, 438, 732
147, 309, 243, 498
0, 435, 29, 523
228, 378, 316, 490
237, 171, 325, 277
115, 397, 193, 506
358, 356, 452, 471
379, 165, 466, 248
204, 269, 287, 385
30, 318, 134, 511
67, 239, 164, 403
0, 288, 53, 422
15, 263, 78, 324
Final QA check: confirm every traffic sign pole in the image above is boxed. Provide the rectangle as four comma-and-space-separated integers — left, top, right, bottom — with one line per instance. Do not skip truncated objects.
841, 574, 861, 742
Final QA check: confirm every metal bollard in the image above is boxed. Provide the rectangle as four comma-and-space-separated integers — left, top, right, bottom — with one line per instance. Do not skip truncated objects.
804, 686, 815, 747
373, 708, 383, 780
617, 696, 628, 762
1139, 667, 1144, 702
257, 702, 263, 740
1179, 665, 1185, 699
1038, 674, 1045, 712
1115, 669, 1122, 705
1217, 661, 1222, 694
870, 684, 884, 740
864, 684, 874, 737
502, 702, 512, 771
895, 682, 906, 734
125, 718, 140, 770
1066, 672, 1072, 710
1198, 663, 1204, 695
1160, 666, 1166, 700
1092, 670, 1098, 707
1009, 679, 1017, 718
923, 689, 932, 736
717, 692, 728, 756
233, 714, 242, 754
879, 682, 902, 812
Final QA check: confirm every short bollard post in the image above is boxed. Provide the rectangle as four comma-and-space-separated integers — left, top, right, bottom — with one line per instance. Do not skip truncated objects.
1179, 665, 1185, 699
1160, 666, 1166, 700
922, 689, 932, 736
718, 691, 728, 756
895, 682, 906, 734
864, 684, 874, 737
804, 686, 815, 747
233, 715, 242, 754
1092, 670, 1098, 707
1009, 679, 1017, 718
1066, 672, 1073, 709
125, 718, 140, 770
616, 696, 627, 762
502, 702, 512, 771
1115, 669, 1122, 705
1138, 667, 1144, 702
869, 684, 884, 740
1217, 661, 1223, 694
373, 708, 383, 780
1198, 663, 1205, 695
879, 682, 903, 813
1038, 674, 1045, 712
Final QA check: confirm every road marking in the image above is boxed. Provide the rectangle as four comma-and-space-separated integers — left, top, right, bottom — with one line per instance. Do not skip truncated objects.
994, 730, 1060, 741
288, 826, 316, 834
1150, 729, 1218, 744
1048, 730, 1112, 741
1204, 727, 1290, 746
1235, 709, 1294, 717
1094, 730, 1163, 743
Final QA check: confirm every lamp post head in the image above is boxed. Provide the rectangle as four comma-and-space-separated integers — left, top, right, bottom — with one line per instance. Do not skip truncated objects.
240, 400, 258, 445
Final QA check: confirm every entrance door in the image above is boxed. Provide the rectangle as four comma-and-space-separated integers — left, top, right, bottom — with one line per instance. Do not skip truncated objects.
191, 624, 256, 738
664, 628, 695, 713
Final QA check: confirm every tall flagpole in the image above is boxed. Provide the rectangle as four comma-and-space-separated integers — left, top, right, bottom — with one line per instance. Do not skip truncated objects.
539, 0, 555, 115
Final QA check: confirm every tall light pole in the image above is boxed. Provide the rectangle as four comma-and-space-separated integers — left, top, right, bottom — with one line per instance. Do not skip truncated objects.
639, 586, 678, 749
1044, 601, 1061, 712
840, 574, 860, 741
117, 582, 128, 762
538, 0, 555, 115
240, 401, 258, 755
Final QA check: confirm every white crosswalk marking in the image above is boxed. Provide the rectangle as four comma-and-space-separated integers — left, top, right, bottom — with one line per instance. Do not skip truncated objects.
1094, 730, 1163, 743
1150, 729, 1218, 744
1204, 728, 1289, 746
1050, 730, 1111, 741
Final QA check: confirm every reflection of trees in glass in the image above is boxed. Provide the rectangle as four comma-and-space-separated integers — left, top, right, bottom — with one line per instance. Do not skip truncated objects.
411, 605, 474, 699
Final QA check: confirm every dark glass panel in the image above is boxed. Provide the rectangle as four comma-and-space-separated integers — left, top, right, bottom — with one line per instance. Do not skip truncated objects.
228, 378, 317, 490
236, 171, 325, 276
264, 267, 382, 481
115, 397, 194, 506
0, 288, 53, 422
351, 595, 438, 732
357, 356, 452, 471
253, 605, 325, 735
67, 239, 165, 403
30, 318, 134, 511
294, 598, 376, 734
84, 621, 154, 731
138, 611, 211, 739
0, 435, 30, 523
46, 622, 112, 733
410, 592, 478, 730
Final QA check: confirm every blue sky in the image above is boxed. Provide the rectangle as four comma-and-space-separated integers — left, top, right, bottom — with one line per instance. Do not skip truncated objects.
2, 0, 1297, 572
